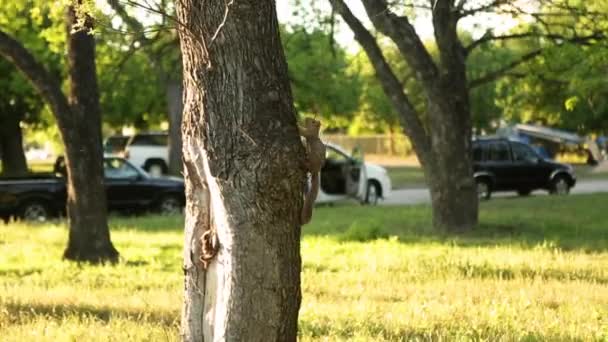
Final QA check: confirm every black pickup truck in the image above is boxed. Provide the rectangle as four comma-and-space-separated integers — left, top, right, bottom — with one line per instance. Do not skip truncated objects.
0, 157, 184, 221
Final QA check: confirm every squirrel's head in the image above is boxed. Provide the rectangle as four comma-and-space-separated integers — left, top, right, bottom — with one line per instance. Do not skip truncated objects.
303, 117, 321, 136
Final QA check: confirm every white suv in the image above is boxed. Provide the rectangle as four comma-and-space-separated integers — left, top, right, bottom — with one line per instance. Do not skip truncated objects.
104, 132, 169, 177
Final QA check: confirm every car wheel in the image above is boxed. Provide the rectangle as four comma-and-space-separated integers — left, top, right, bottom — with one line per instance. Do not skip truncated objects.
158, 195, 182, 215
364, 181, 380, 205
19, 200, 51, 222
147, 163, 165, 177
550, 176, 570, 195
517, 189, 532, 196
476, 178, 491, 200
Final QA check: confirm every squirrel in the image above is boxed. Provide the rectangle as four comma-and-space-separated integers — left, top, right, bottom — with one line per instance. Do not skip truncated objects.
298, 117, 326, 225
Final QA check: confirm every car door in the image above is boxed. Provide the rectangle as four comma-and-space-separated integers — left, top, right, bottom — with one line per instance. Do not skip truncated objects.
320, 146, 363, 199
345, 157, 364, 199
484, 141, 515, 190
104, 158, 152, 209
510, 142, 545, 189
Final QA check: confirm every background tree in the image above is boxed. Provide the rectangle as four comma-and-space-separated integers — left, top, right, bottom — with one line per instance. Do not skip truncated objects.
495, 40, 608, 133
0, 2, 63, 176
106, 0, 184, 175
96, 28, 167, 132
329, 0, 607, 232
177, 0, 304, 340
281, 25, 362, 130
0, 61, 40, 177
0, 1, 118, 262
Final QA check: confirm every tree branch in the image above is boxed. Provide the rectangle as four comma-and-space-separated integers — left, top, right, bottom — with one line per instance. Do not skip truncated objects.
359, 0, 439, 92
458, 0, 513, 18
469, 49, 542, 88
432, 0, 467, 76
466, 31, 605, 54
329, 0, 432, 163
0, 30, 72, 128
107, 0, 150, 43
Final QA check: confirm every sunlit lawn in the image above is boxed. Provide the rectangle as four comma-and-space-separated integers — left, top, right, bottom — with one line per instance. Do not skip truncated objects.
1, 194, 607, 341
386, 165, 427, 189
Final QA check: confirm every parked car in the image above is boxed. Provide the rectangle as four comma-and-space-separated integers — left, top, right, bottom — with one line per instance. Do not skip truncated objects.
317, 143, 391, 205
104, 132, 169, 177
102, 133, 391, 204
0, 157, 184, 221
472, 137, 576, 199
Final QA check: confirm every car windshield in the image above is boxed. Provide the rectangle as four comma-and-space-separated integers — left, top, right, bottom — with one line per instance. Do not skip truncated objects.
129, 134, 168, 146
326, 146, 350, 163
104, 158, 145, 179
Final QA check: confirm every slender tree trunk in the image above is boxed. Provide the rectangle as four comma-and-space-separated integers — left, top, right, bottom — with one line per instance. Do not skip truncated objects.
0, 115, 28, 177
62, 5, 118, 263
0, 8, 118, 262
177, 1, 304, 340
166, 79, 183, 176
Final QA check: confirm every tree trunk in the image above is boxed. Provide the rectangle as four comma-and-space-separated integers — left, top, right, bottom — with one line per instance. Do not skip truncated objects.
427, 1, 478, 232
176, 1, 304, 341
0, 9, 118, 262
62, 5, 118, 263
0, 115, 28, 177
426, 97, 478, 232
332, 0, 479, 232
166, 79, 183, 176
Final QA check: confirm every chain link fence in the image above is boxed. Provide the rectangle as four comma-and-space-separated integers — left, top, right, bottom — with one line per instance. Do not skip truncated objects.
321, 134, 413, 157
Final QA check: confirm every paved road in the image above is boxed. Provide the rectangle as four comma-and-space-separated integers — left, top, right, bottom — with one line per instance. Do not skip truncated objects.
383, 179, 608, 206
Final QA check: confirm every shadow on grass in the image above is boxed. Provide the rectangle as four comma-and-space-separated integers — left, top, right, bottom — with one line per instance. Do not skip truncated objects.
0, 267, 44, 278
3, 301, 178, 327
305, 194, 608, 253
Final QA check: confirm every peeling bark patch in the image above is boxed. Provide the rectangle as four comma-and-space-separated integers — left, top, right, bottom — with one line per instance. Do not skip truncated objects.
177, 0, 304, 340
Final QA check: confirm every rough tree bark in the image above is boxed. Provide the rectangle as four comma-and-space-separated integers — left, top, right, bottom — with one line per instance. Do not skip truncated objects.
0, 6, 118, 263
0, 115, 28, 177
62, 5, 118, 262
176, 0, 305, 340
330, 0, 478, 232
166, 79, 183, 176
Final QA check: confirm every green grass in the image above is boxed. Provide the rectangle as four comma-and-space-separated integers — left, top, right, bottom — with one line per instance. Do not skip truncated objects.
386, 166, 427, 189
1, 195, 608, 341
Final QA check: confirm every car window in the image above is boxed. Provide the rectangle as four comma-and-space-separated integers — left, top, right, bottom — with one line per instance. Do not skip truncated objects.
104, 136, 129, 153
488, 141, 510, 162
104, 158, 140, 179
130, 134, 168, 146
473, 144, 484, 162
511, 142, 539, 162
326, 147, 349, 163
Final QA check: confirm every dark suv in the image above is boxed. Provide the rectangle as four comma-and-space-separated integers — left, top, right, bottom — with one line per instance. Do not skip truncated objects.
473, 138, 576, 199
